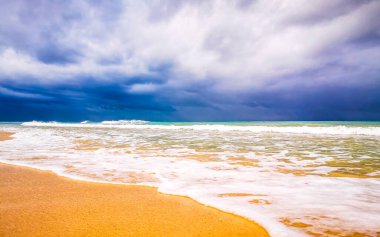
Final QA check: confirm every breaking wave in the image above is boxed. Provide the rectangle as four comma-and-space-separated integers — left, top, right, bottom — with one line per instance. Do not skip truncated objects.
100, 120, 148, 125
20, 121, 380, 136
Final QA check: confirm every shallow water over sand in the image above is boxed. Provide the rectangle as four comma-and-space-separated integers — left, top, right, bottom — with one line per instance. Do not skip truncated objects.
1, 121, 380, 237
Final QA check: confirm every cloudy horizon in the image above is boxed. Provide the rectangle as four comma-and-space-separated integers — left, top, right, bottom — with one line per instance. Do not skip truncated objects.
1, 0, 380, 121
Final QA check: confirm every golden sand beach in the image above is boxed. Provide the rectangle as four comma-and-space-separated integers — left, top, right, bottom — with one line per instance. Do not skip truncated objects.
0, 132, 269, 237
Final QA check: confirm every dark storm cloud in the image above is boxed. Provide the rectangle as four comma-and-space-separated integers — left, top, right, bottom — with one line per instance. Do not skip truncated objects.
0, 78, 176, 121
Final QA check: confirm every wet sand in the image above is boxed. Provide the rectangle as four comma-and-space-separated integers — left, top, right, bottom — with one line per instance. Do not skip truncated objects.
0, 131, 13, 141
0, 132, 269, 237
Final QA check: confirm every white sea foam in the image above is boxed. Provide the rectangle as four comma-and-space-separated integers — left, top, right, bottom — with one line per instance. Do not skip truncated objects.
100, 120, 148, 125
1, 124, 380, 237
20, 121, 380, 136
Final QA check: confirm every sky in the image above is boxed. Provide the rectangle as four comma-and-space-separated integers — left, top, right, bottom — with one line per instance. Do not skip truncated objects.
0, 0, 380, 121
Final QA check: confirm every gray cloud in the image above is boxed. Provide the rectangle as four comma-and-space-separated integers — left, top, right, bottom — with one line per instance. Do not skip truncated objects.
1, 0, 379, 90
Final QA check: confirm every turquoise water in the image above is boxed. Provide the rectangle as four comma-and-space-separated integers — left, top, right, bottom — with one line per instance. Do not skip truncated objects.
148, 121, 380, 126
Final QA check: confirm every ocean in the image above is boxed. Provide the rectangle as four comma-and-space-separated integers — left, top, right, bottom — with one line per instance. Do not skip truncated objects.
0, 121, 379, 237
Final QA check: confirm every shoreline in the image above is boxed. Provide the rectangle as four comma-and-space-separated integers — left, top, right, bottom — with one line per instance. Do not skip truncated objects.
0, 132, 270, 237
